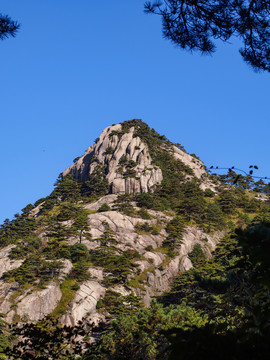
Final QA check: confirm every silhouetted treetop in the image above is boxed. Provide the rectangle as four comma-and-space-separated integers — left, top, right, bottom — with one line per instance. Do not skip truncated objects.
144, 0, 270, 72
0, 13, 20, 40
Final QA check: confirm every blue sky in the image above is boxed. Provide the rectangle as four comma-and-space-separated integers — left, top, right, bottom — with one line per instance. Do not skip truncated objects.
0, 0, 269, 223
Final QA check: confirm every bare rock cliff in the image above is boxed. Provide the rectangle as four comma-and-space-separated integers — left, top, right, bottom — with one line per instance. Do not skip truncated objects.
63, 124, 163, 195
63, 123, 207, 195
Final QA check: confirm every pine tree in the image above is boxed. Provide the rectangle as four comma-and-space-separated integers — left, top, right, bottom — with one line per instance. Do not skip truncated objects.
145, 0, 270, 72
0, 13, 20, 40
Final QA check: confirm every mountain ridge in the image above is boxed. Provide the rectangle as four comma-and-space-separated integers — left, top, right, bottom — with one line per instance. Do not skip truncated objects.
63, 120, 207, 195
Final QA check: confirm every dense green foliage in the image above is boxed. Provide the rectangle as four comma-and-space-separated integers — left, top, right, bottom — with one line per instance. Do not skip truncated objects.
0, 316, 11, 359
3, 255, 64, 287
81, 222, 270, 359
97, 203, 111, 212
9, 236, 42, 260
83, 300, 208, 360
161, 223, 270, 331
0, 215, 37, 248
113, 194, 136, 216
7, 317, 89, 359
163, 216, 186, 249
97, 290, 143, 317
90, 247, 139, 286
187, 243, 206, 267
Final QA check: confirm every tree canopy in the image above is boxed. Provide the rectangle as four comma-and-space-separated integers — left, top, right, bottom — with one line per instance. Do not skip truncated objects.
0, 13, 20, 40
145, 0, 270, 72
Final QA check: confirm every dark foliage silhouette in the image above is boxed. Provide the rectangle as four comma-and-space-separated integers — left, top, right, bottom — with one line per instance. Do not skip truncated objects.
145, 0, 270, 72
0, 13, 20, 40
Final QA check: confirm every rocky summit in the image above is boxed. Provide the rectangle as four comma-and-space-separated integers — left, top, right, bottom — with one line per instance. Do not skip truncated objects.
0, 119, 269, 359
63, 122, 205, 194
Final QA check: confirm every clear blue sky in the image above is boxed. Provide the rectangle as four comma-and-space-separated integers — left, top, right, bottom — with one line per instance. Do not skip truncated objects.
0, 0, 269, 223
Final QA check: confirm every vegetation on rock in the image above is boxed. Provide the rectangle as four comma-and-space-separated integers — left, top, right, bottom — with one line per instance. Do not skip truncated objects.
0, 120, 270, 359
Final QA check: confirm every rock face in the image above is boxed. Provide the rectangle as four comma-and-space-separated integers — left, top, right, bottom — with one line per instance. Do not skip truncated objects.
0, 245, 23, 278
0, 260, 72, 323
16, 283, 62, 322
63, 123, 209, 196
61, 280, 106, 327
172, 145, 205, 179
0, 201, 224, 324
0, 281, 62, 323
66, 207, 224, 311
63, 124, 163, 195
0, 121, 222, 326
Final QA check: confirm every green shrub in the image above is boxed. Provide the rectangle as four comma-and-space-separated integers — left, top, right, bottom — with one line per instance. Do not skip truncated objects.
114, 195, 136, 216
42, 239, 71, 260
81, 163, 109, 198
136, 193, 155, 209
69, 262, 91, 282
71, 282, 80, 291
151, 226, 159, 235
9, 236, 42, 260
218, 190, 237, 214
119, 154, 128, 165
70, 243, 90, 263
138, 208, 151, 219
0, 215, 37, 248
56, 202, 80, 221
204, 188, 215, 197
163, 216, 186, 249
100, 290, 142, 316
105, 146, 114, 155
3, 256, 64, 286
126, 160, 137, 168
135, 222, 153, 233
89, 248, 138, 284
98, 203, 111, 212
203, 202, 226, 232
123, 169, 136, 178
188, 243, 206, 267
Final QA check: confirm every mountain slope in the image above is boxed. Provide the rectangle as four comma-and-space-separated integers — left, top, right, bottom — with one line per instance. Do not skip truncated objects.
0, 119, 269, 359
63, 120, 205, 195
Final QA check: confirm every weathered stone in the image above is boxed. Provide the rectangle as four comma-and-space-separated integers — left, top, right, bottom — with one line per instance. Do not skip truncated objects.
0, 122, 227, 325
2, 282, 62, 323
0, 245, 24, 278
63, 125, 163, 195
61, 280, 106, 326
58, 259, 73, 280
112, 285, 131, 297
0, 201, 225, 324
88, 268, 103, 281
0, 282, 19, 319
143, 252, 165, 266
83, 194, 117, 211
172, 145, 205, 179
179, 226, 225, 271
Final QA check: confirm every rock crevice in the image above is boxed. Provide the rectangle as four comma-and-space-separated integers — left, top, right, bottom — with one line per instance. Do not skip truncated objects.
63, 124, 163, 195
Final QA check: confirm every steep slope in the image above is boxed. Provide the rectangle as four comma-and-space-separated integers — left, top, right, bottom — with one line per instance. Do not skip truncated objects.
0, 196, 223, 325
1, 119, 268, 358
63, 121, 206, 195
